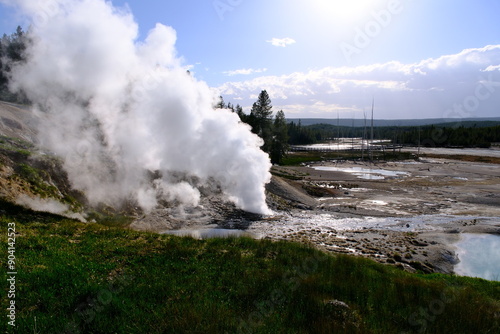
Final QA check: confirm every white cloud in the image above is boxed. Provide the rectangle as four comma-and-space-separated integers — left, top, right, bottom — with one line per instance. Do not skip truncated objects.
223, 68, 268, 76
280, 102, 357, 116
218, 45, 500, 119
483, 65, 500, 72
267, 37, 296, 47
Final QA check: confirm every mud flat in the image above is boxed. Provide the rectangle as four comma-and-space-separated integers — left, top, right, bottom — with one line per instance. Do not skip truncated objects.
252, 157, 500, 275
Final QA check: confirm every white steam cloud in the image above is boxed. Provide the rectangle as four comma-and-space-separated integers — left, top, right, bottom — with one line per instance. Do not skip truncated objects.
16, 195, 86, 222
7, 0, 272, 214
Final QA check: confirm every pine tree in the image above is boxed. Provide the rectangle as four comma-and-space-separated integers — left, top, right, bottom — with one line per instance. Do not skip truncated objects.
270, 110, 289, 164
249, 90, 274, 151
253, 90, 273, 120
235, 104, 246, 122
0, 26, 29, 102
6, 26, 27, 62
215, 95, 226, 109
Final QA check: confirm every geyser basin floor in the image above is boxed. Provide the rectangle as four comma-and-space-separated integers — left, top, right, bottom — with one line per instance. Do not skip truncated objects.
254, 158, 500, 274
287, 159, 500, 217
133, 158, 500, 274
246, 213, 498, 273
314, 166, 409, 180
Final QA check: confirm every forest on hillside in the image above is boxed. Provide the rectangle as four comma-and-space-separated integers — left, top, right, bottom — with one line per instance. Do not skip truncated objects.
0, 26, 28, 103
290, 122, 500, 148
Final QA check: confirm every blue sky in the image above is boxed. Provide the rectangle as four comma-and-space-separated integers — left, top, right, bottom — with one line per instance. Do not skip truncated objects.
1, 0, 500, 119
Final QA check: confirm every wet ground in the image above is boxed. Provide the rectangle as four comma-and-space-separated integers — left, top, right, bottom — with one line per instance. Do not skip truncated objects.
260, 157, 500, 275
132, 156, 500, 276
285, 157, 500, 218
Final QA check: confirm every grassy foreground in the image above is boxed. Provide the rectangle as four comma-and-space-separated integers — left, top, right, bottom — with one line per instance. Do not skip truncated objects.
1, 201, 499, 334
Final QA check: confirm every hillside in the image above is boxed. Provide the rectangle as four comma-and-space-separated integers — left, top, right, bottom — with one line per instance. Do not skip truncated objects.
0, 101, 38, 143
0, 101, 90, 221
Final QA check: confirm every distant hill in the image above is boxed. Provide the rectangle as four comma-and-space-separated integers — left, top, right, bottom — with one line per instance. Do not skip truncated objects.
288, 118, 500, 128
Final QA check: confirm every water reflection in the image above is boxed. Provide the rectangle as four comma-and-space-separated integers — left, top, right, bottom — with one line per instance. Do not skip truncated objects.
454, 233, 500, 281
314, 166, 408, 180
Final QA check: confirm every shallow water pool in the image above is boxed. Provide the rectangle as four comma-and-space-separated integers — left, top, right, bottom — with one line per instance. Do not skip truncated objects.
454, 233, 500, 281
314, 166, 408, 180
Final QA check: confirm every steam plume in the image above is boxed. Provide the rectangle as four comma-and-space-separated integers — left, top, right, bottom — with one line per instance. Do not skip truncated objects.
16, 195, 86, 222
6, 0, 272, 214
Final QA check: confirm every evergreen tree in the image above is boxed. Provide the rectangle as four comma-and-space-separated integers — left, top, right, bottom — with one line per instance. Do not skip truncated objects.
235, 104, 246, 122
215, 95, 226, 109
222, 92, 290, 164
249, 90, 274, 151
270, 110, 289, 164
251, 90, 273, 131
288, 120, 318, 145
0, 37, 6, 90
6, 26, 27, 62
0, 26, 29, 102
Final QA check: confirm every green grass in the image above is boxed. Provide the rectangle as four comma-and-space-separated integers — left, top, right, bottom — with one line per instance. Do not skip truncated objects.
86, 211, 135, 228
15, 163, 60, 197
1, 200, 499, 333
0, 135, 34, 157
0, 137, 84, 211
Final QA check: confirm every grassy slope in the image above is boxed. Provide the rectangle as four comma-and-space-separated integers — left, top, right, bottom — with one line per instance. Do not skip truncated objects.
1, 200, 499, 334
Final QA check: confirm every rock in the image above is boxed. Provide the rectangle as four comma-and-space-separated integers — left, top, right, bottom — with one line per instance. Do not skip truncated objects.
322, 299, 362, 330
325, 299, 350, 310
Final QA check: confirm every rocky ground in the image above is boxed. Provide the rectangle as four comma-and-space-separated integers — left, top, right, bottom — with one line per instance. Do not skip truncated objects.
129, 157, 500, 275
256, 158, 500, 274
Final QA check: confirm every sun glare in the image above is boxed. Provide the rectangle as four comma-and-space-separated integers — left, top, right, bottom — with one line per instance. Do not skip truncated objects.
312, 0, 382, 24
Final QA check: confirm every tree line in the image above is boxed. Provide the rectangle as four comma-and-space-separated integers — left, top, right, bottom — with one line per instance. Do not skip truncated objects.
221, 89, 500, 166
294, 123, 500, 148
0, 26, 28, 103
220, 91, 345, 163
400, 124, 500, 148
